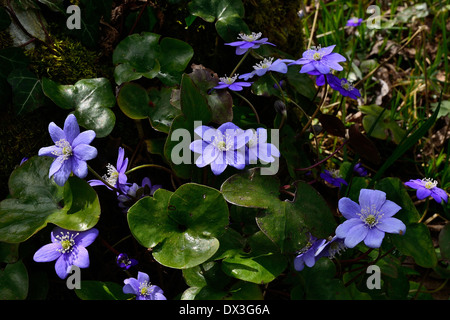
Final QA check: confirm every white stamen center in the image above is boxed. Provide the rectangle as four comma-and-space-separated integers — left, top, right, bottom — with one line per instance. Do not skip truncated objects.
254, 57, 274, 70
52, 139, 73, 162
422, 178, 438, 189
103, 163, 119, 186
55, 231, 79, 254
139, 281, 154, 297
219, 74, 238, 85
358, 205, 383, 228
238, 32, 262, 42
214, 133, 233, 151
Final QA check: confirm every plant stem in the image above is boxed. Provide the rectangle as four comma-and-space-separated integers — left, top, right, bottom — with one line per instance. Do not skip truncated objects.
298, 81, 329, 138
230, 50, 250, 77
125, 164, 173, 176
234, 91, 260, 124
87, 164, 120, 193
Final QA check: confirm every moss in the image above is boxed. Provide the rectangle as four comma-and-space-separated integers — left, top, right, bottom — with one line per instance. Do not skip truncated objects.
23, 26, 106, 84
0, 29, 13, 49
243, 0, 305, 57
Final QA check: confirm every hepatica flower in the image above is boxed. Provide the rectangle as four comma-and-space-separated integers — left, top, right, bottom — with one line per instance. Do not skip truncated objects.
123, 271, 166, 300
347, 17, 363, 27
33, 227, 99, 279
190, 122, 251, 175
118, 177, 162, 212
353, 163, 368, 177
225, 32, 275, 55
117, 253, 138, 270
289, 44, 346, 75
404, 178, 448, 204
336, 189, 406, 249
38, 114, 97, 186
89, 147, 129, 193
214, 74, 252, 91
239, 57, 288, 80
246, 128, 280, 164
320, 169, 348, 188
294, 235, 326, 271
315, 236, 347, 260
309, 71, 361, 100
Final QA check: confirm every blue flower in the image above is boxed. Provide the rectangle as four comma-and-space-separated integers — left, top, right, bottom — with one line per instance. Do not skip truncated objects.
116, 253, 138, 270
404, 178, 448, 204
246, 128, 280, 164
335, 189, 406, 249
320, 169, 348, 188
239, 57, 288, 80
309, 71, 361, 100
225, 32, 275, 55
89, 147, 129, 193
353, 163, 368, 177
117, 177, 162, 212
214, 74, 252, 91
294, 235, 326, 271
123, 271, 166, 300
315, 236, 347, 260
189, 122, 251, 175
347, 17, 363, 27
288, 45, 346, 75
33, 227, 99, 279
38, 114, 97, 186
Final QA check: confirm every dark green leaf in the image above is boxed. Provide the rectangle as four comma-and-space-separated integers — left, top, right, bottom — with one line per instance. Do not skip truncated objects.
75, 281, 132, 300
7, 68, 46, 115
0, 260, 28, 300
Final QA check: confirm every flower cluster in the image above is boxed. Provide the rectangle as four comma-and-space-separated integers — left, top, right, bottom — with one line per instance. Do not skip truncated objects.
189, 122, 280, 175
123, 271, 166, 300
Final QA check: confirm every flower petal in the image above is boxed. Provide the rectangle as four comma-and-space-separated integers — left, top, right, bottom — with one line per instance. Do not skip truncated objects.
63, 114, 80, 144
72, 130, 96, 148
55, 255, 71, 279
123, 278, 140, 295
363, 228, 385, 248
359, 189, 386, 212
416, 187, 432, 200
379, 200, 402, 217
338, 197, 361, 220
73, 246, 90, 268
33, 243, 61, 262
137, 271, 150, 284
335, 218, 362, 238
75, 228, 99, 247
38, 145, 60, 158
48, 122, 65, 143
53, 160, 72, 186
343, 224, 368, 248
73, 144, 97, 161
49, 158, 63, 178
71, 158, 88, 178
432, 188, 448, 203
376, 217, 406, 235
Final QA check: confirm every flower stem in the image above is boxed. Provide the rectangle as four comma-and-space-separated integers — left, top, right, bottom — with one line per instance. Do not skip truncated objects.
230, 50, 250, 77
234, 91, 261, 124
125, 164, 173, 176
298, 80, 329, 138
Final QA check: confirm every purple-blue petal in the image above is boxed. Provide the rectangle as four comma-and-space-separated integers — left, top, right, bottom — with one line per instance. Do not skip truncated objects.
33, 243, 61, 262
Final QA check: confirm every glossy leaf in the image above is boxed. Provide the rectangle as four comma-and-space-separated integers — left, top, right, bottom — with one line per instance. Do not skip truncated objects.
128, 183, 229, 269
0, 260, 28, 300
0, 156, 101, 243
41, 77, 116, 138
7, 68, 46, 115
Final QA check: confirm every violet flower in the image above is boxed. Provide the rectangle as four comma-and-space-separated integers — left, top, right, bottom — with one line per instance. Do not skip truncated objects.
88, 147, 129, 194
315, 236, 347, 260
239, 57, 288, 80
118, 177, 162, 212
117, 253, 138, 270
123, 271, 166, 300
38, 114, 97, 186
309, 71, 361, 100
353, 163, 368, 177
404, 178, 448, 204
347, 17, 363, 27
214, 74, 252, 91
33, 227, 99, 279
225, 32, 275, 55
294, 235, 326, 271
320, 169, 348, 188
189, 122, 251, 175
246, 128, 280, 164
288, 44, 346, 75
335, 189, 406, 249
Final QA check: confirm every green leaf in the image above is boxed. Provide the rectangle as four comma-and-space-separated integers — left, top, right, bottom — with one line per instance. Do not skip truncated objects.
41, 77, 116, 138
128, 183, 229, 269
112, 33, 193, 86
0, 260, 28, 300
431, 100, 450, 119
359, 105, 406, 144
0, 156, 101, 243
75, 281, 132, 300
116, 82, 151, 120
188, 0, 249, 41
390, 223, 437, 268
0, 47, 29, 78
221, 168, 336, 253
7, 68, 46, 115
438, 224, 450, 260
221, 232, 287, 284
